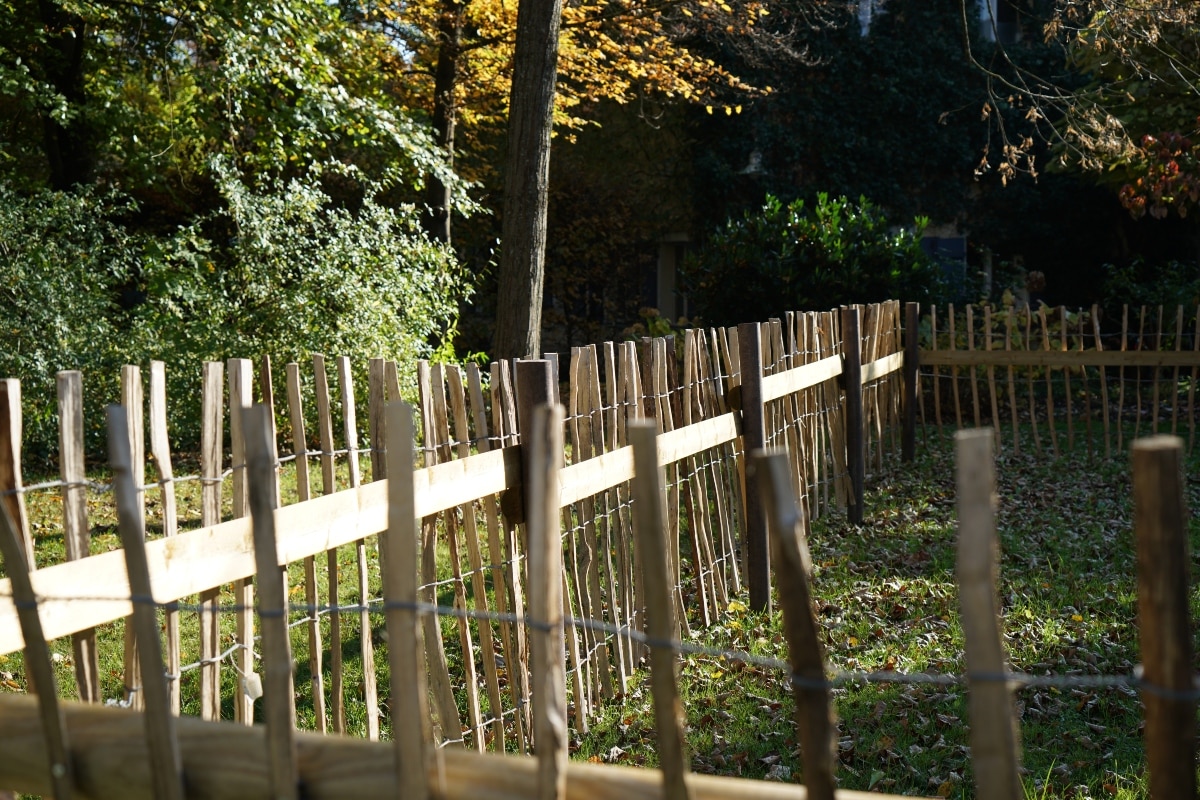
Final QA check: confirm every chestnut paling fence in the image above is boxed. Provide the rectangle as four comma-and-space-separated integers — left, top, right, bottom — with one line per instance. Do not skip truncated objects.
918, 302, 1200, 457
0, 299, 1197, 800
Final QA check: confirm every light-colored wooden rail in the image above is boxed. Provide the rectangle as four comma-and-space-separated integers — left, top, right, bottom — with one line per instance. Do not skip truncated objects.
0, 693, 920, 800
0, 322, 909, 655
920, 349, 1200, 368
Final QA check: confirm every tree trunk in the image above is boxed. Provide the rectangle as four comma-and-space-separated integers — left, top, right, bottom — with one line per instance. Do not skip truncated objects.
37, 0, 93, 189
492, 0, 563, 361
423, 0, 462, 245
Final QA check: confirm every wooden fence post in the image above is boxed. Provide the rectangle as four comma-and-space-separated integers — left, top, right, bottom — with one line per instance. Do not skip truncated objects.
903, 302, 919, 463
629, 421, 691, 800
1132, 435, 1196, 800
108, 406, 185, 800
515, 360, 556, 503
284, 362, 326, 733
527, 404, 567, 800
245, 404, 298, 800
228, 358, 255, 726
56, 371, 100, 703
755, 451, 836, 800
956, 428, 1022, 800
148, 361, 181, 715
0, 381, 33, 573
841, 308, 865, 525
198, 361, 223, 721
737, 322, 770, 613
119, 365, 145, 711
0, 478, 73, 799
312, 353, 346, 734
383, 401, 432, 800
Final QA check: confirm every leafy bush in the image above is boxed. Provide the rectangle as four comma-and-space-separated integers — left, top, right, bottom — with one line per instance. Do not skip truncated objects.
682, 193, 946, 326
1101, 258, 1200, 313
0, 167, 469, 461
135, 161, 469, 448
0, 185, 136, 460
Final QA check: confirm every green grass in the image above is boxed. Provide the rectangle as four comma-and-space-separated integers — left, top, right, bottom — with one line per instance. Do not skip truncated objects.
3, 428, 1198, 799
575, 428, 1199, 799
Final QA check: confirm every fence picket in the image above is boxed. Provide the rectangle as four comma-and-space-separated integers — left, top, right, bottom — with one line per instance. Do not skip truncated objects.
198, 361, 223, 721
432, 363, 484, 748
108, 405, 184, 800
1093, 306, 1111, 458
756, 451, 835, 800
416, 361, 467, 746
258, 355, 282, 508
227, 358, 255, 726
468, 362, 523, 751
56, 371, 99, 703
245, 404, 297, 800
1079, 310, 1093, 459
1060, 307, 1074, 450
383, 401, 433, 800
931, 306, 942, 434
1005, 309, 1019, 455
1025, 309, 1041, 454
956, 428, 1022, 800
1132, 435, 1197, 799
148, 361, 180, 715
0, 471, 73, 799
285, 362, 326, 733
984, 306, 1000, 448
949, 305, 962, 430
490, 359, 533, 749
1037, 308, 1059, 458
630, 421, 691, 800
312, 354, 345, 732
119, 366, 145, 711
337, 357, 379, 740
527, 403, 567, 800
447, 364, 505, 750
566, 349, 599, 712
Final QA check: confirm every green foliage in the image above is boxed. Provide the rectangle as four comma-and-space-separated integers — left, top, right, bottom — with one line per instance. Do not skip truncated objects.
682, 193, 944, 326
0, 167, 469, 458
0, 185, 134, 457
1100, 258, 1200, 313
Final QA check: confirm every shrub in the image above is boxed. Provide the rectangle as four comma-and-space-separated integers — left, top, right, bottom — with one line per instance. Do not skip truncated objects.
1100, 258, 1200, 313
682, 193, 946, 326
0, 185, 135, 461
0, 167, 469, 462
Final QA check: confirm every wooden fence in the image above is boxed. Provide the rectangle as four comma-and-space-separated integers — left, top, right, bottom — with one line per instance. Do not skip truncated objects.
0, 302, 903, 755
2, 409, 1195, 799
0, 297, 1197, 798
917, 302, 1200, 458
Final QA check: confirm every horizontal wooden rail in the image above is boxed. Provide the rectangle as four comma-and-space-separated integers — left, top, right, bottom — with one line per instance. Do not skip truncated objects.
558, 412, 740, 507
761, 355, 842, 403
919, 349, 1200, 368
0, 415, 739, 654
862, 351, 904, 384
0, 694, 920, 800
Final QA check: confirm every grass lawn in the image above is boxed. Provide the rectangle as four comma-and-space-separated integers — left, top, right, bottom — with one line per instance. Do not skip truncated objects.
3, 427, 1198, 799
576, 428, 1200, 799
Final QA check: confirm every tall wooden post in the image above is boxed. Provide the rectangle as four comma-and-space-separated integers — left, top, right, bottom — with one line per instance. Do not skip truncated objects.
956, 429, 1022, 800
516, 360, 557, 507
903, 302, 919, 462
1132, 435, 1196, 800
841, 308, 865, 525
737, 322, 770, 613
527, 404, 567, 800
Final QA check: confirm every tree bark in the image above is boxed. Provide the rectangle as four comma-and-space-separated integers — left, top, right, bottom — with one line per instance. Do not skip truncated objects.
423, 0, 462, 245
492, 0, 563, 361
